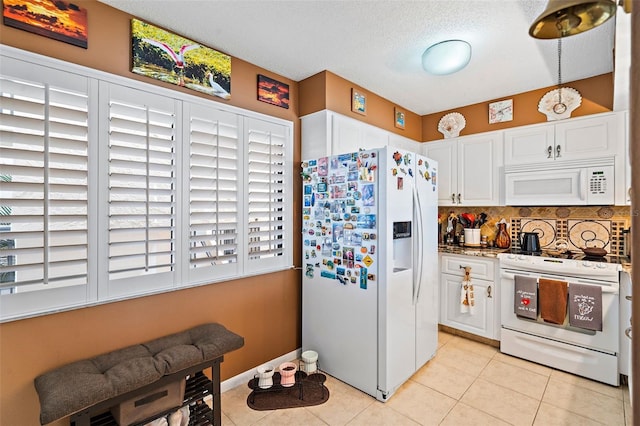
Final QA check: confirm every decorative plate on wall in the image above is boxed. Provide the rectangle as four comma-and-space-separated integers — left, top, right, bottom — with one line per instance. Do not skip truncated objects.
438, 112, 466, 138
538, 87, 582, 121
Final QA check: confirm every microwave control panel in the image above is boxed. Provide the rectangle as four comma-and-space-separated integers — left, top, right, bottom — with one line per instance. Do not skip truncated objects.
586, 165, 614, 204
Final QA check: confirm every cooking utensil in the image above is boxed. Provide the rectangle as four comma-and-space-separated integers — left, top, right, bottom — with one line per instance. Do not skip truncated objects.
461, 213, 475, 228
582, 247, 608, 257
476, 212, 487, 228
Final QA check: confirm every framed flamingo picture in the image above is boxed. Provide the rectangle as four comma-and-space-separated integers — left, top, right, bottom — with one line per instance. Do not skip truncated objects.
131, 19, 231, 100
257, 74, 289, 109
3, 0, 88, 48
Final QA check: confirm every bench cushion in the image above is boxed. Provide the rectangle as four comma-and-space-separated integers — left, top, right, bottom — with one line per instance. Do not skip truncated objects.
34, 323, 244, 424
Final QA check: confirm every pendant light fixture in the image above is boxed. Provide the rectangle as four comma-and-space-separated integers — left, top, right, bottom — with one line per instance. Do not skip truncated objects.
529, 0, 620, 39
554, 38, 567, 114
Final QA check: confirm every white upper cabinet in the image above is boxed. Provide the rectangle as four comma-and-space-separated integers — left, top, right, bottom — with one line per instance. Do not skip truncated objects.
424, 140, 457, 205
301, 110, 421, 160
504, 113, 621, 166
425, 132, 503, 206
503, 123, 555, 165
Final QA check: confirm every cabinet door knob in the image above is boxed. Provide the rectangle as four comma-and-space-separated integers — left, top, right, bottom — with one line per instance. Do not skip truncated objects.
457, 193, 461, 204
487, 285, 492, 298
451, 193, 456, 203
556, 145, 561, 158
547, 146, 553, 158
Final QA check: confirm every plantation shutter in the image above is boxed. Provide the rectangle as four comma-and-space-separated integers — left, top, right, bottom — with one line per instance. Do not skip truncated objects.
0, 60, 89, 296
186, 104, 240, 281
245, 118, 291, 271
105, 84, 177, 292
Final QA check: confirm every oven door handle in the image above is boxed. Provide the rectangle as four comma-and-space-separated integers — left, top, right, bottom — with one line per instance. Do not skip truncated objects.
501, 271, 619, 293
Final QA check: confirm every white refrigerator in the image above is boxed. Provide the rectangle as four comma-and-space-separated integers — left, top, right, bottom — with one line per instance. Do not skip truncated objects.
301, 147, 438, 401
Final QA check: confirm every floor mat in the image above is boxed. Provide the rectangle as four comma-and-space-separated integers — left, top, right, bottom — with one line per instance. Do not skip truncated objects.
246, 371, 330, 411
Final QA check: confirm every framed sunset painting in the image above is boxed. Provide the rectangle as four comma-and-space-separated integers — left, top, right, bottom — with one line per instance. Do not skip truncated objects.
3, 0, 88, 48
257, 74, 289, 109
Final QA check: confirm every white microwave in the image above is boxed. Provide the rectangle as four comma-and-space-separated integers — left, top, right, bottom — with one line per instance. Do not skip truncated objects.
504, 159, 614, 206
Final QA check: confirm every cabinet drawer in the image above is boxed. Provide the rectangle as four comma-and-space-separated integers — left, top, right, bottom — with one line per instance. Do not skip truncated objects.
440, 255, 495, 281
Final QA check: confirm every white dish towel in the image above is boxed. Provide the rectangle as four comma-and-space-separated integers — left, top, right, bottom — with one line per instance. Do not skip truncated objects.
460, 266, 475, 314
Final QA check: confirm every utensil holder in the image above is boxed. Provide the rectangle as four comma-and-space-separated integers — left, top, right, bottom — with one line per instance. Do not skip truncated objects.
464, 228, 481, 247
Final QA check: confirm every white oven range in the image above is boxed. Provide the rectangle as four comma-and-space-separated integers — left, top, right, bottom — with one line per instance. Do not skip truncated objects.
498, 252, 622, 386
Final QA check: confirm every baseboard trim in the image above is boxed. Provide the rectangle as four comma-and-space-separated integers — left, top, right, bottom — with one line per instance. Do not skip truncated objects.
221, 348, 302, 393
438, 324, 500, 348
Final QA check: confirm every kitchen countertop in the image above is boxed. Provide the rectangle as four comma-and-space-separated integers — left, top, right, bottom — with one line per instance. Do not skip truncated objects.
439, 244, 632, 273
438, 244, 507, 258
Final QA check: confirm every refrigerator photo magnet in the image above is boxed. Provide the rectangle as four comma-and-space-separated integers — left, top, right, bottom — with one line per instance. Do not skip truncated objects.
318, 157, 328, 176
360, 267, 368, 289
362, 184, 375, 206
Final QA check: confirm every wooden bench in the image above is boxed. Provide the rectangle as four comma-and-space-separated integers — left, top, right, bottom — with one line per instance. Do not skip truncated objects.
34, 323, 244, 425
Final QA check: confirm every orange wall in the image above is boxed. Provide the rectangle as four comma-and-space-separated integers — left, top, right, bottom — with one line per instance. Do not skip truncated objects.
422, 73, 614, 141
0, 1, 302, 425
300, 71, 423, 141
299, 70, 613, 143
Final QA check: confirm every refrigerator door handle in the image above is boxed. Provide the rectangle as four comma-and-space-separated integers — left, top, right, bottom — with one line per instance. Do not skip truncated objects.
412, 184, 424, 304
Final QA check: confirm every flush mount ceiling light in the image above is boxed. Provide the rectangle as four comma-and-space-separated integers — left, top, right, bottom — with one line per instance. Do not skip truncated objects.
529, 0, 624, 39
421, 40, 471, 75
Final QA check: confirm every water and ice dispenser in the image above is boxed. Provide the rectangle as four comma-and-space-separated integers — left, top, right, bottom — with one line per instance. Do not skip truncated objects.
393, 221, 412, 272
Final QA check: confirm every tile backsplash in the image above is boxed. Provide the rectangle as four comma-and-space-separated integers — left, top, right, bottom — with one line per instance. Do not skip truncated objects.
439, 206, 631, 256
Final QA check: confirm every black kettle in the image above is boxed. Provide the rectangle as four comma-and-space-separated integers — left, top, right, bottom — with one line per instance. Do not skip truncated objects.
519, 232, 541, 254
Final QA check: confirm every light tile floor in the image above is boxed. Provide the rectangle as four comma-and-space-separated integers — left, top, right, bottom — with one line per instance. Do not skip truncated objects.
220, 332, 632, 425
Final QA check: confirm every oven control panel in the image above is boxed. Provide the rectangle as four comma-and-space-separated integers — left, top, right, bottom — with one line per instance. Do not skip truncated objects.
497, 253, 621, 281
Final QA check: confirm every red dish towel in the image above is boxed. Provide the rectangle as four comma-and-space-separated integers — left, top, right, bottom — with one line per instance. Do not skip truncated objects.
538, 278, 568, 324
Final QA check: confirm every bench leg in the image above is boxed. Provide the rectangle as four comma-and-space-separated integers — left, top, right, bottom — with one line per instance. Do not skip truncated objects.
212, 360, 221, 426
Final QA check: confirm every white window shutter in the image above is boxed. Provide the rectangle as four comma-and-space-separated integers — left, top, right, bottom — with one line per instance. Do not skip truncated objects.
104, 84, 178, 296
0, 57, 91, 318
245, 117, 291, 273
185, 104, 240, 283
1, 48, 294, 320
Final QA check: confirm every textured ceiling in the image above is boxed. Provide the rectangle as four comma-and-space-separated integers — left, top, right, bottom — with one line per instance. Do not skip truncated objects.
97, 0, 616, 116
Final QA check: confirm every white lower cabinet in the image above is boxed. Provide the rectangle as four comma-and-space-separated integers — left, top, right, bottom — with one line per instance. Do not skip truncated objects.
439, 254, 500, 340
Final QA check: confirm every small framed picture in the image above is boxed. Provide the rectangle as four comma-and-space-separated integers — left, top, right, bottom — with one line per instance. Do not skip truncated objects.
3, 0, 88, 48
394, 107, 405, 129
489, 99, 513, 124
351, 89, 366, 115
257, 74, 289, 109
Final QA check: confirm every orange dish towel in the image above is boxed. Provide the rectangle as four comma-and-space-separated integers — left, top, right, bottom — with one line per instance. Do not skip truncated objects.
538, 278, 568, 324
